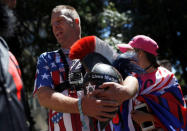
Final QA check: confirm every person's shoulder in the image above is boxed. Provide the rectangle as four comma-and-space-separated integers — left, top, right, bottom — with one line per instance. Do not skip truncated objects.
38, 49, 59, 59
157, 66, 176, 80
158, 66, 173, 74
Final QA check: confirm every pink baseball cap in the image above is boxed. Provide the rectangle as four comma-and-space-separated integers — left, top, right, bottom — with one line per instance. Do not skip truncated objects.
117, 43, 133, 53
118, 35, 159, 56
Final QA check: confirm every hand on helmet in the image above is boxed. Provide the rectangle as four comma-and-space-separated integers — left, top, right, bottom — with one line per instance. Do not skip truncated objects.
97, 82, 126, 105
81, 90, 119, 122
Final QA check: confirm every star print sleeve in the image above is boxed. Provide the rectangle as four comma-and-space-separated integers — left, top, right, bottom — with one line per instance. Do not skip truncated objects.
33, 53, 53, 95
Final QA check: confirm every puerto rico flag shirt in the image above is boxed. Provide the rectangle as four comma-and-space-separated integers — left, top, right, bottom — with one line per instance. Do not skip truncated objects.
113, 66, 187, 131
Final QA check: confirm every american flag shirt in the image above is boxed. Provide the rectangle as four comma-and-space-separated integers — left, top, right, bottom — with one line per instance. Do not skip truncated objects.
113, 66, 187, 131
33, 49, 113, 131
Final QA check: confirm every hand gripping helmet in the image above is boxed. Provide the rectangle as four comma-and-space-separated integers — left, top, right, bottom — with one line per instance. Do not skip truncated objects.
83, 59, 123, 94
69, 36, 123, 130
82, 52, 123, 130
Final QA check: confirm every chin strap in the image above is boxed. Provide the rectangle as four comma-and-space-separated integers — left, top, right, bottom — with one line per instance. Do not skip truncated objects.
144, 64, 153, 71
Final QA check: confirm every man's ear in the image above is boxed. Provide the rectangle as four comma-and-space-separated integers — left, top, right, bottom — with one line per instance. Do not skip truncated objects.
75, 18, 79, 25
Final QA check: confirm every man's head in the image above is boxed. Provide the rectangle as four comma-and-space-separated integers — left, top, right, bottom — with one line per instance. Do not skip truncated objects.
0, 1, 16, 37
51, 5, 81, 49
118, 35, 159, 69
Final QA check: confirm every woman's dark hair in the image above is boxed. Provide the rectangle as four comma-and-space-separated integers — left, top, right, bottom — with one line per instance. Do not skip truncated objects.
144, 51, 159, 68
0, 3, 16, 37
134, 48, 159, 68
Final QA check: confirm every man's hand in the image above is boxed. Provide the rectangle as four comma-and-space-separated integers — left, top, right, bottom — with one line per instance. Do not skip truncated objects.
81, 91, 119, 122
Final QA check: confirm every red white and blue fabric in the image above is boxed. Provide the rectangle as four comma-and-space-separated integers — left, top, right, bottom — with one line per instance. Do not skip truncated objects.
113, 66, 187, 131
33, 49, 114, 131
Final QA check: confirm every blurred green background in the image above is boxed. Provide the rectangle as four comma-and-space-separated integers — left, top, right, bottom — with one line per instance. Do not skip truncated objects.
4, 0, 187, 130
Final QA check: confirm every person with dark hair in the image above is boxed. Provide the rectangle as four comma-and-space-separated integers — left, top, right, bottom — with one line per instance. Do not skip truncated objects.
116, 35, 187, 130
0, 0, 29, 131
67, 34, 186, 130
157, 59, 172, 71
33, 5, 118, 131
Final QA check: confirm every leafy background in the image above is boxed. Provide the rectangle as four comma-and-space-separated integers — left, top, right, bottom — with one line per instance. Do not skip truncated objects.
4, 0, 187, 130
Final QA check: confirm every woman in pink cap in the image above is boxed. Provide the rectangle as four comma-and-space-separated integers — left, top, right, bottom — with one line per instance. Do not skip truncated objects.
115, 35, 187, 131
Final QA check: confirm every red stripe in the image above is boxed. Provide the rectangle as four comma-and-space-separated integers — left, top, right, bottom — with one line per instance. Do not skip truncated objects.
49, 110, 54, 131
137, 94, 159, 104
68, 91, 82, 131
8, 53, 23, 101
151, 70, 164, 90
70, 114, 82, 131
153, 115, 167, 130
89, 119, 99, 131
59, 118, 66, 131
9, 51, 21, 76
51, 112, 58, 117
52, 71, 60, 85
138, 95, 169, 130
162, 92, 181, 107
153, 74, 174, 92
71, 113, 77, 131
94, 119, 99, 131
181, 106, 187, 129
168, 99, 179, 122
162, 92, 183, 122
105, 123, 112, 131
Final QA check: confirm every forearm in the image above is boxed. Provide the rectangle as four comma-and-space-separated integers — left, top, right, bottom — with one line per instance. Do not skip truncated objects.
120, 76, 139, 102
36, 86, 79, 113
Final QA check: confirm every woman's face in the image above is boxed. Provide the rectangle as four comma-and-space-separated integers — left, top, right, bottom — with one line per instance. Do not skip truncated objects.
133, 48, 144, 68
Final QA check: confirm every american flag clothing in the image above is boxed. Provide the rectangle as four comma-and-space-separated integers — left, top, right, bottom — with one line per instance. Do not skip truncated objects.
33, 49, 114, 131
113, 66, 187, 131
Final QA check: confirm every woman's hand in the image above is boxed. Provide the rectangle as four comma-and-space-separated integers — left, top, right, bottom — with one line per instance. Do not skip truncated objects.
81, 91, 119, 122
131, 110, 154, 125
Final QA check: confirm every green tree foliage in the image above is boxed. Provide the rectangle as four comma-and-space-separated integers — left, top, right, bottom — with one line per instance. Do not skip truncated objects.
5, 0, 187, 95
111, 0, 187, 89
5, 0, 111, 93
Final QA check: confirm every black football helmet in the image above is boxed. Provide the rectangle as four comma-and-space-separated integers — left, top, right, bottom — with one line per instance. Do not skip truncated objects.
82, 52, 123, 130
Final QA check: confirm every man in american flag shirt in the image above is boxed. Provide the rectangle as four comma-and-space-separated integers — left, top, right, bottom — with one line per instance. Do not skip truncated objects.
109, 35, 187, 130
33, 5, 118, 131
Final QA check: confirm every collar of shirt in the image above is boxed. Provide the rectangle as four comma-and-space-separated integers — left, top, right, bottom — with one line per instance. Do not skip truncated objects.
61, 48, 69, 56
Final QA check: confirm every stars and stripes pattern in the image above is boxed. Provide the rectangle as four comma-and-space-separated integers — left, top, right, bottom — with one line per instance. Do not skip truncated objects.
33, 49, 114, 131
113, 66, 187, 131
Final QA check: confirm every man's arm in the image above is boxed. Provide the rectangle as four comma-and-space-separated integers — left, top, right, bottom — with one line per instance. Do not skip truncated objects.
36, 86, 119, 121
37, 86, 79, 113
